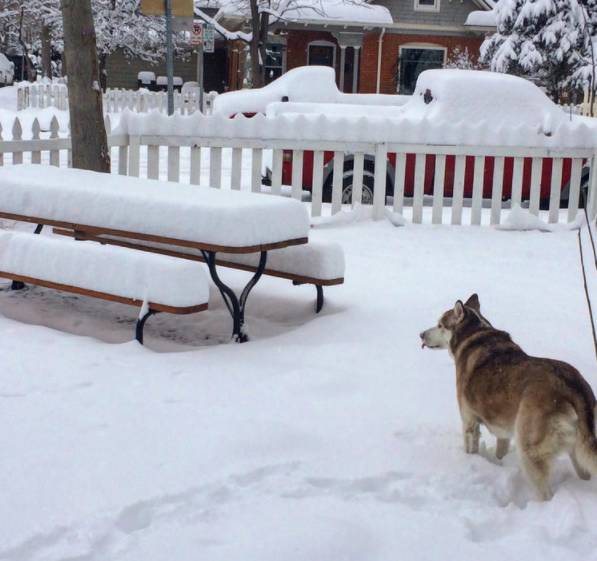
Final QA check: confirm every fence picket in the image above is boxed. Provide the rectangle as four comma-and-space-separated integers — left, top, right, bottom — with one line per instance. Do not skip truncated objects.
490, 156, 505, 225
190, 145, 201, 185
230, 147, 242, 190
128, 136, 140, 177
331, 151, 344, 215
567, 158, 583, 223
412, 153, 426, 224
11, 118, 23, 165
118, 146, 128, 175
210, 147, 222, 189
373, 143, 387, 220
251, 148, 263, 193
270, 149, 283, 196
291, 150, 304, 200
311, 150, 325, 217
451, 155, 466, 225
548, 158, 563, 223
167, 146, 180, 182
393, 153, 406, 215
352, 152, 364, 207
471, 156, 484, 225
529, 157, 542, 216
432, 154, 446, 224
31, 119, 41, 164
147, 145, 160, 179
511, 157, 524, 208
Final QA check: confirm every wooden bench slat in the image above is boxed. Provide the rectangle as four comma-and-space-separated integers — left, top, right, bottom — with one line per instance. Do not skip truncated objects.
0, 271, 208, 315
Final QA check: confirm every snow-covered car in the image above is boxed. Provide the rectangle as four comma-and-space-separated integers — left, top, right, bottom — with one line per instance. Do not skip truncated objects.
213, 66, 409, 118
217, 68, 592, 205
0, 53, 14, 86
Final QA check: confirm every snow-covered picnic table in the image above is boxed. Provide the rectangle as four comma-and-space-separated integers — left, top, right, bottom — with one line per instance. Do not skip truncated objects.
0, 165, 316, 341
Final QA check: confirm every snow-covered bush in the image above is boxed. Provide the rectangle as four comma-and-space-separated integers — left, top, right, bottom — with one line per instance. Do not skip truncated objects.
480, 0, 596, 103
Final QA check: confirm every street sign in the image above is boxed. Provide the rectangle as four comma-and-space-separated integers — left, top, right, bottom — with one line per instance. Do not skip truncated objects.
192, 21, 203, 47
203, 23, 215, 54
140, 0, 193, 17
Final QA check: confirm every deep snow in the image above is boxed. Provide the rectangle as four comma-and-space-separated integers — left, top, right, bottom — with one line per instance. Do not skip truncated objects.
0, 216, 596, 561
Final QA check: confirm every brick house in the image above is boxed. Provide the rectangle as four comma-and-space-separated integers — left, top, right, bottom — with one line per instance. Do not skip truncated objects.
105, 0, 496, 94
207, 0, 496, 94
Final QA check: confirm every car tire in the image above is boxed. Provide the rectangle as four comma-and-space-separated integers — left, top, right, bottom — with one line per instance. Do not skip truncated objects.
322, 168, 376, 204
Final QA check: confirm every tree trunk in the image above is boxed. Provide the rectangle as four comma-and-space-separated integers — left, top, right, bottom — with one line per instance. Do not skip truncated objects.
41, 23, 52, 79
18, 8, 36, 81
60, 0, 110, 173
249, 0, 263, 88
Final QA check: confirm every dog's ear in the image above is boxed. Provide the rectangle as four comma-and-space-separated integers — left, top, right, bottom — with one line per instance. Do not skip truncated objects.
465, 293, 480, 311
454, 300, 465, 322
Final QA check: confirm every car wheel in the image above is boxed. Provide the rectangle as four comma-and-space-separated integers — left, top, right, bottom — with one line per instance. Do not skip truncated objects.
323, 169, 375, 204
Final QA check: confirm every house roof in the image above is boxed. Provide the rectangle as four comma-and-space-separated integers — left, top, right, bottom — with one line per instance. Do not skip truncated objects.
195, 0, 393, 27
466, 0, 497, 27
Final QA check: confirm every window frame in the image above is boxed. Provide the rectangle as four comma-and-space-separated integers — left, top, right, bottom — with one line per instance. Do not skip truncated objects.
397, 44, 447, 94
414, 0, 441, 13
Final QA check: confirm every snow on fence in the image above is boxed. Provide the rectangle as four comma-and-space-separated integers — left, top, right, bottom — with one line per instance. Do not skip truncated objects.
17, 83, 218, 115
0, 113, 596, 226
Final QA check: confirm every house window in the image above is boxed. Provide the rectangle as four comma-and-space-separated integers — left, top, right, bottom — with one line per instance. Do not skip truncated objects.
398, 47, 445, 94
308, 41, 336, 68
264, 44, 285, 84
414, 0, 440, 12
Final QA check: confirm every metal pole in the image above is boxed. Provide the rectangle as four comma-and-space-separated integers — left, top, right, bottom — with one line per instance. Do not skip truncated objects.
196, 39, 204, 113
165, 0, 174, 115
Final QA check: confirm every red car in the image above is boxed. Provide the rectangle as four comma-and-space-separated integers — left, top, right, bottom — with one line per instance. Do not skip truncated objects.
215, 68, 591, 207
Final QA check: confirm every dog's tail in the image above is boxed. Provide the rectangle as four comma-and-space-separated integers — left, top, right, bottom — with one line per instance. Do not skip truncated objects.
573, 404, 597, 475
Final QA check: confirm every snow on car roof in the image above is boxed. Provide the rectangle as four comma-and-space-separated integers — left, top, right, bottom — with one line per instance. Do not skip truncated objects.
396, 69, 568, 134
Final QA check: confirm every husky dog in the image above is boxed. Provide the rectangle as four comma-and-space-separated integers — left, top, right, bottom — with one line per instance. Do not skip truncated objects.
420, 294, 597, 500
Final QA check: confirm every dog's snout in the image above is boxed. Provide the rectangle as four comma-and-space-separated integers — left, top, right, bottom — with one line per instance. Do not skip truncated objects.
419, 331, 425, 340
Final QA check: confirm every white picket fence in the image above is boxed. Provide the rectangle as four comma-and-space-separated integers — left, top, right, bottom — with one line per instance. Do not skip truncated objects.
578, 87, 597, 117
17, 83, 218, 115
0, 114, 596, 225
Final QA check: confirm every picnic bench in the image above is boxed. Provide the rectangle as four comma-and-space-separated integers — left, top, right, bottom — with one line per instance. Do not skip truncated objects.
0, 166, 345, 343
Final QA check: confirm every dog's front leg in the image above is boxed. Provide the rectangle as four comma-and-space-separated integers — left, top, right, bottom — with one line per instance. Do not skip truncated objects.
496, 438, 510, 460
462, 416, 481, 454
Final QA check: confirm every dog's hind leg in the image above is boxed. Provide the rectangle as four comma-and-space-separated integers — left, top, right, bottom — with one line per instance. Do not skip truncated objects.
461, 410, 480, 454
570, 448, 591, 480
496, 438, 510, 460
519, 452, 553, 501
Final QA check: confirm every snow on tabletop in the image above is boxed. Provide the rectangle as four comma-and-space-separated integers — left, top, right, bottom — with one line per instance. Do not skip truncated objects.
0, 166, 310, 249
0, 231, 209, 307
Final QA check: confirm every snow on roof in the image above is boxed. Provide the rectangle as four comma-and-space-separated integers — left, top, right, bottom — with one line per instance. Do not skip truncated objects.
196, 0, 393, 26
465, 9, 497, 26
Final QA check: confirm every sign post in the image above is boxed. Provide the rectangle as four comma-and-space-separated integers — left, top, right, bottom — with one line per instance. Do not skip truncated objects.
165, 0, 174, 115
141, 0, 194, 116
192, 21, 204, 113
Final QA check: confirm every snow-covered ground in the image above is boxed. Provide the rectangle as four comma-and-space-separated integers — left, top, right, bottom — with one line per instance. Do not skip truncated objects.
1, 214, 596, 561
2, 83, 597, 561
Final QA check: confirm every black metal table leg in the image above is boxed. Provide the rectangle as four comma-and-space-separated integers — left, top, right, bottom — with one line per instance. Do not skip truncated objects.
136, 309, 157, 344
202, 250, 267, 342
292, 280, 325, 313
11, 224, 44, 291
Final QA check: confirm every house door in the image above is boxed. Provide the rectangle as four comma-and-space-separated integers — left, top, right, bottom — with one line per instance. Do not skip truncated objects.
308, 43, 335, 68
399, 48, 444, 94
